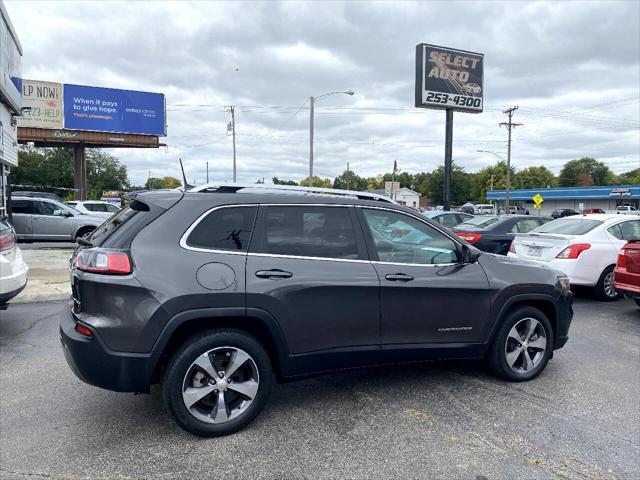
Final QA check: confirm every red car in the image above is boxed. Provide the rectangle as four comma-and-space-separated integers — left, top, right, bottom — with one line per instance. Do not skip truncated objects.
582, 208, 605, 214
614, 240, 640, 307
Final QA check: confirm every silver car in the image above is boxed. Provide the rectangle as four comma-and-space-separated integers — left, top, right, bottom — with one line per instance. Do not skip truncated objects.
10, 196, 105, 242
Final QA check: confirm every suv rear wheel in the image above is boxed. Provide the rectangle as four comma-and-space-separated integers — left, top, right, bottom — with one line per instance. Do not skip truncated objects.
488, 306, 553, 381
163, 329, 273, 437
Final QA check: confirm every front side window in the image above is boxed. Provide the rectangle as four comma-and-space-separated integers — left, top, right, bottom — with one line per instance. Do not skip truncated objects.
362, 209, 459, 265
34, 201, 65, 216
105, 204, 120, 213
86, 203, 108, 212
254, 206, 359, 260
186, 206, 257, 252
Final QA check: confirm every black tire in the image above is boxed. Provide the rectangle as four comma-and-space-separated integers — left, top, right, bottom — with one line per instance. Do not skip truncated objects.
75, 226, 95, 240
593, 265, 619, 302
163, 329, 272, 437
488, 306, 554, 382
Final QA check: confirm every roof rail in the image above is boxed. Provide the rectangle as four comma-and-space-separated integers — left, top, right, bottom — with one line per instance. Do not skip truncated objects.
189, 182, 396, 203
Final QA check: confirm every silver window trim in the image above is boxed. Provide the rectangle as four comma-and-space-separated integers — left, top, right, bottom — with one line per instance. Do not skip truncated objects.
179, 203, 367, 263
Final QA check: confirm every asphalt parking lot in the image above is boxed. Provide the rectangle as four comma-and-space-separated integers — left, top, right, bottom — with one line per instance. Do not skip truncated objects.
1, 296, 638, 480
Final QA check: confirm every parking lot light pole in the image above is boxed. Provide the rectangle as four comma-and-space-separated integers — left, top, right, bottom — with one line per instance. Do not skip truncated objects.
309, 90, 355, 181
477, 149, 508, 213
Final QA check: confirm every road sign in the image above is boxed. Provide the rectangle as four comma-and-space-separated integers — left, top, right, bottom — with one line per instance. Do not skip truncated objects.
533, 204, 542, 209
532, 193, 544, 206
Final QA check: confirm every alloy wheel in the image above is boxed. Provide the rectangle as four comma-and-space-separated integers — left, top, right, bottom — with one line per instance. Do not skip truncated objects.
504, 317, 547, 374
603, 271, 616, 298
182, 347, 259, 424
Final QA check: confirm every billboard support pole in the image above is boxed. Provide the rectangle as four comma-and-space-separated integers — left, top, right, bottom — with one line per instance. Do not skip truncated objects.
443, 109, 453, 211
73, 144, 86, 201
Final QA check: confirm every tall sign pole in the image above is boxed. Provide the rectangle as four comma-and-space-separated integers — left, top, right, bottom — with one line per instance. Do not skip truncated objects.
230, 106, 237, 182
500, 106, 522, 214
415, 43, 484, 211
443, 109, 453, 210
309, 96, 314, 181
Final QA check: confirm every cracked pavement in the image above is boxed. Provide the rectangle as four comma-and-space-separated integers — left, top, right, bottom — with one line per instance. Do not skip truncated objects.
0, 297, 638, 479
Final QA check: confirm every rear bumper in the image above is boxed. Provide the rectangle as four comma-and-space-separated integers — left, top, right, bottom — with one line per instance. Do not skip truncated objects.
0, 248, 29, 301
613, 267, 640, 297
60, 308, 152, 392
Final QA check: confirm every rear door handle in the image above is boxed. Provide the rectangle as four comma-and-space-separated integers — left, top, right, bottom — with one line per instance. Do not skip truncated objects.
385, 273, 414, 282
255, 269, 293, 279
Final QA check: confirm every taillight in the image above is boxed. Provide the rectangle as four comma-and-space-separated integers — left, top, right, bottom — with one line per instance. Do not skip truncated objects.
509, 240, 516, 253
617, 251, 626, 269
455, 232, 482, 244
0, 229, 16, 251
75, 323, 93, 337
76, 248, 131, 275
556, 243, 591, 259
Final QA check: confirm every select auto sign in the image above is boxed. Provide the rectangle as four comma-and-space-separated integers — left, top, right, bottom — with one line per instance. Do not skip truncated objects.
415, 43, 484, 113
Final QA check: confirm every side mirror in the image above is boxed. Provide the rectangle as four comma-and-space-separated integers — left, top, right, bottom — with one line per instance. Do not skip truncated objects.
62, 211, 74, 218
461, 244, 481, 263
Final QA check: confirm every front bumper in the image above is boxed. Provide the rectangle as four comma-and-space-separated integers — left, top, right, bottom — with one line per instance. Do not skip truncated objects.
60, 308, 153, 392
554, 290, 573, 350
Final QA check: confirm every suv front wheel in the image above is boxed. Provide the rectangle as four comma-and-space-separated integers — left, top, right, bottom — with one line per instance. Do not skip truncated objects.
488, 306, 553, 381
163, 329, 273, 437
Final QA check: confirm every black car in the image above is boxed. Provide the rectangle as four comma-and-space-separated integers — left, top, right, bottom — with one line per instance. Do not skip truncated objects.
452, 215, 551, 255
551, 208, 579, 219
61, 185, 573, 437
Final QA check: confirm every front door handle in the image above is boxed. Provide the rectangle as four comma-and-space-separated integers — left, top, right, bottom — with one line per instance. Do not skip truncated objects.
385, 273, 414, 282
255, 269, 293, 279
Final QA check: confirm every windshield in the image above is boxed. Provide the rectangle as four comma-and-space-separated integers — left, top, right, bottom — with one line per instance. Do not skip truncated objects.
532, 218, 603, 235
457, 216, 501, 230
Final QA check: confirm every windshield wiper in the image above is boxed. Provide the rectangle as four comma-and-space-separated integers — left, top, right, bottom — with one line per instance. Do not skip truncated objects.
76, 237, 93, 247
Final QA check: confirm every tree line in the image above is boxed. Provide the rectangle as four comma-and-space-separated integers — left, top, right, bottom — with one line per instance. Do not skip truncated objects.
11, 149, 639, 204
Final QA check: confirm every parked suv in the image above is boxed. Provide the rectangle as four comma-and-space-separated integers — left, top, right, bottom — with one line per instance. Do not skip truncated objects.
11, 196, 105, 242
61, 185, 573, 437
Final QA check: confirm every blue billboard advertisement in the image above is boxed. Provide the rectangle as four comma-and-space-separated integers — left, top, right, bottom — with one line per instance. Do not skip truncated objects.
63, 84, 166, 136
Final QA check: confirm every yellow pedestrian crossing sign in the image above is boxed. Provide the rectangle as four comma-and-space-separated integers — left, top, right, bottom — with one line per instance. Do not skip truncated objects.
532, 193, 544, 206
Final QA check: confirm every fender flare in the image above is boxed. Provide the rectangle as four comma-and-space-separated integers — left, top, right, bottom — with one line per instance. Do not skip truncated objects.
485, 293, 559, 350
147, 306, 293, 379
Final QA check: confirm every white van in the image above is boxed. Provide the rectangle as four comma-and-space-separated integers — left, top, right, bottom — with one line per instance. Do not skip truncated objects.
475, 204, 496, 215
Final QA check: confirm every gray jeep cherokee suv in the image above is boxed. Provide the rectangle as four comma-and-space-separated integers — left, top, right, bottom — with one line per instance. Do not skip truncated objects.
61, 184, 573, 436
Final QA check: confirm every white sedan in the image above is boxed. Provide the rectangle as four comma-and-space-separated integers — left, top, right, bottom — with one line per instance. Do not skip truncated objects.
0, 218, 28, 307
66, 201, 121, 219
508, 214, 640, 301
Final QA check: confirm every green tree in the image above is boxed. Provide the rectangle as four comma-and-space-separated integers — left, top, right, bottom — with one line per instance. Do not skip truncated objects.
146, 176, 182, 190
513, 166, 558, 189
299, 176, 332, 188
617, 168, 640, 185
558, 157, 616, 186
272, 177, 298, 186
426, 164, 473, 205
471, 161, 517, 200
333, 170, 367, 191
86, 150, 130, 199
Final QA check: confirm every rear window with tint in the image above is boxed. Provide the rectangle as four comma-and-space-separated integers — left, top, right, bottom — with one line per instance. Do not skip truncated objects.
457, 216, 501, 230
89, 206, 138, 245
533, 218, 602, 235
186, 206, 257, 252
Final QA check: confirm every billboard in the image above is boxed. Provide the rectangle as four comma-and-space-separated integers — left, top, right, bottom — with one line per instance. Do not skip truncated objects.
63, 84, 166, 136
415, 43, 483, 113
0, 2, 22, 113
18, 80, 63, 129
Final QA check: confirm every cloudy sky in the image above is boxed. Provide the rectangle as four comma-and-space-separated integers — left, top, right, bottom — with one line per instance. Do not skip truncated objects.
5, 0, 640, 186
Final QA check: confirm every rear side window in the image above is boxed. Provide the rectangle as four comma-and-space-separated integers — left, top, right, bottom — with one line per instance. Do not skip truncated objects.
253, 206, 359, 260
534, 218, 602, 235
609, 220, 640, 240
186, 206, 257, 252
11, 200, 33, 214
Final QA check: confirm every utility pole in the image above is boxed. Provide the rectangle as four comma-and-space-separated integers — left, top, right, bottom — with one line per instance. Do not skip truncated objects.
309, 96, 314, 181
499, 106, 523, 214
206, 161, 209, 184
346, 162, 350, 190
229, 106, 237, 183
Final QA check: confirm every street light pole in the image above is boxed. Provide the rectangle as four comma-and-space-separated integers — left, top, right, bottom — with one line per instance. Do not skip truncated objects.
309, 90, 354, 182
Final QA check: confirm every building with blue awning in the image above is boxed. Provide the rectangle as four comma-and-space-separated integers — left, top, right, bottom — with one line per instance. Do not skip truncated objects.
487, 185, 640, 216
